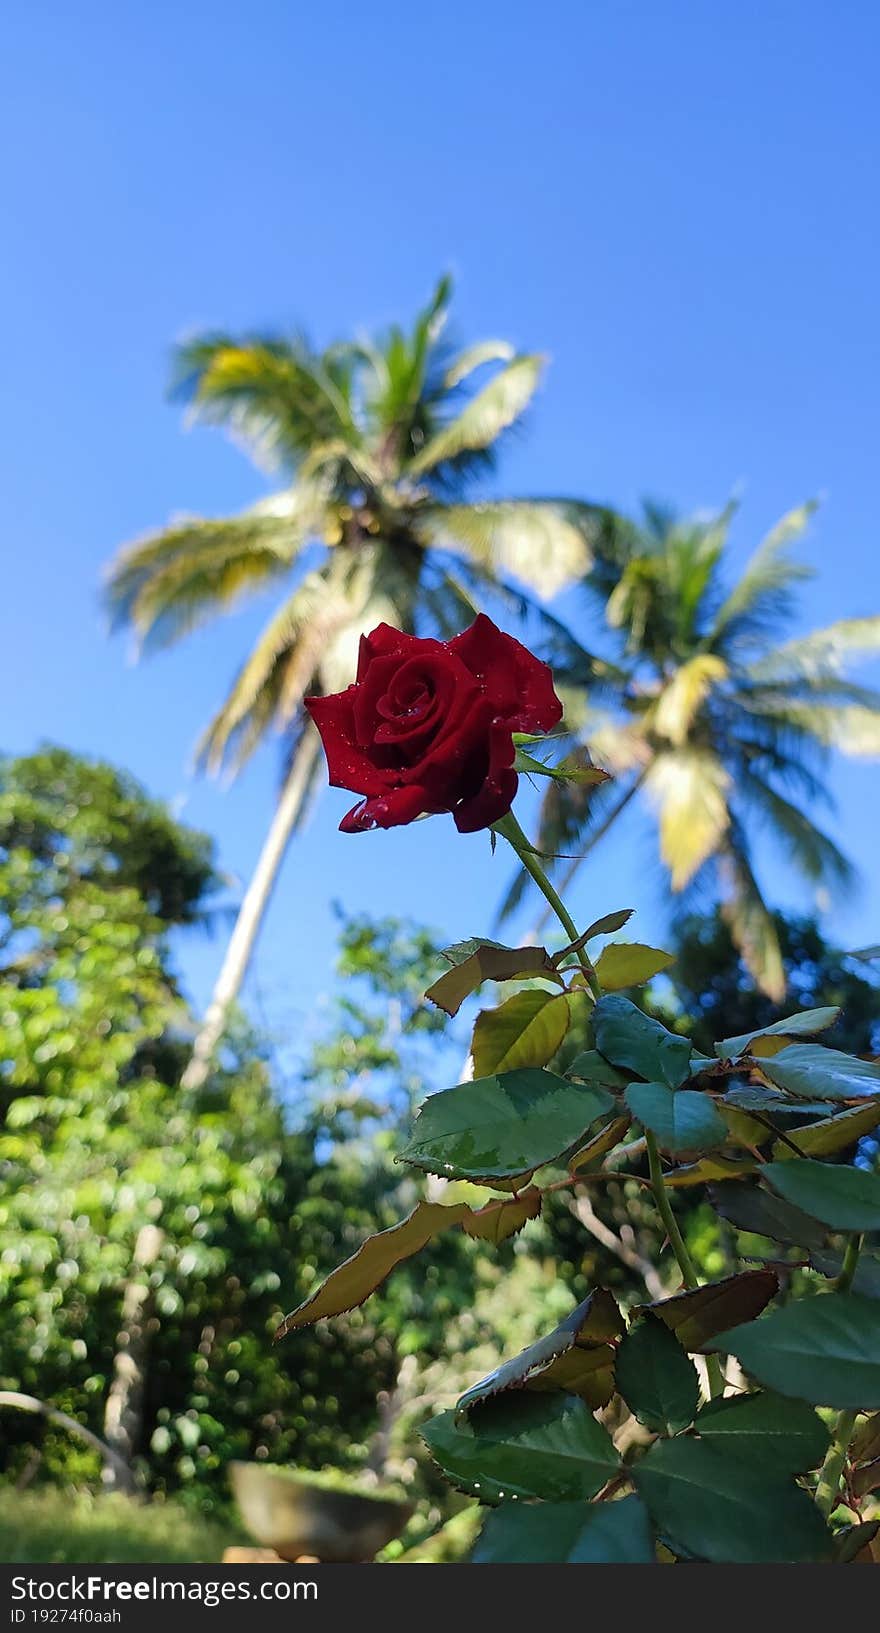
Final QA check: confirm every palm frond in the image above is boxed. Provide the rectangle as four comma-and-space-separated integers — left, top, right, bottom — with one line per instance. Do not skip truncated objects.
652, 654, 728, 746
195, 574, 331, 773
719, 824, 785, 1000
709, 500, 817, 643
743, 700, 880, 756
105, 497, 314, 651
443, 340, 514, 389
407, 354, 544, 479
739, 772, 856, 892
745, 616, 880, 683
424, 498, 592, 598
172, 333, 358, 471
646, 748, 731, 890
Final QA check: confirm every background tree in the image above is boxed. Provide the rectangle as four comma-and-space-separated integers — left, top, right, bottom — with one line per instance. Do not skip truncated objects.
653, 905, 880, 1058
513, 500, 880, 997
105, 279, 604, 1090
4, 757, 631, 1515
0, 751, 401, 1500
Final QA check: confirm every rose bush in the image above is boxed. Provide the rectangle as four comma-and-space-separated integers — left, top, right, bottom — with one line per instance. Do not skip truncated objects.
283, 617, 880, 1566
306, 613, 562, 834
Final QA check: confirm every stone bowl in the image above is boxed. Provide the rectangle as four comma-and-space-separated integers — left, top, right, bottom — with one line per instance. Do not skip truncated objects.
229, 1462, 414, 1564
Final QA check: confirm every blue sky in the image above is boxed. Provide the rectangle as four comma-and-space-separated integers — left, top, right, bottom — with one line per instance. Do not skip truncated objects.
3, 2, 879, 1070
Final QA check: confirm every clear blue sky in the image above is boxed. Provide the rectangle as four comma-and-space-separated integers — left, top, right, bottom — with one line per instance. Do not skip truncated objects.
3, 2, 879, 1068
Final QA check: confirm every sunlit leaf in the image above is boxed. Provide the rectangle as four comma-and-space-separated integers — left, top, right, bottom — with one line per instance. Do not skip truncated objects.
758, 1043, 880, 1102
460, 1186, 542, 1244
471, 990, 571, 1075
569, 1113, 632, 1174
400, 1068, 614, 1183
425, 940, 562, 1018
594, 942, 674, 991
664, 1154, 758, 1187
456, 1290, 623, 1419
771, 1099, 880, 1160
275, 1200, 470, 1335
715, 1007, 840, 1060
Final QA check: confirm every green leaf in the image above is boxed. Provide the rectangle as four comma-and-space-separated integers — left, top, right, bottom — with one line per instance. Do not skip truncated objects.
709, 1179, 827, 1250
758, 1043, 880, 1102
425, 940, 563, 1017
400, 1068, 614, 1183
593, 943, 674, 991
580, 908, 634, 941
275, 1200, 470, 1335
833, 1519, 880, 1563
634, 1436, 830, 1562
708, 1293, 880, 1407
637, 1270, 779, 1351
473, 1495, 655, 1564
773, 1100, 880, 1161
594, 995, 692, 1088
852, 1412, 880, 1464
625, 1081, 727, 1154
566, 1050, 629, 1090
715, 1007, 841, 1060
471, 989, 571, 1075
664, 1153, 758, 1187
569, 1113, 632, 1174
809, 1250, 880, 1297
615, 1315, 700, 1434
456, 1290, 623, 1419
421, 1392, 619, 1505
460, 1187, 542, 1244
695, 1391, 829, 1474
763, 1159, 880, 1232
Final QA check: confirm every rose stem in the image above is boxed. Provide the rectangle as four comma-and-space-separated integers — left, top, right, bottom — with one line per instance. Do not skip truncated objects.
815, 1233, 864, 1517
492, 812, 600, 999
496, 807, 724, 1394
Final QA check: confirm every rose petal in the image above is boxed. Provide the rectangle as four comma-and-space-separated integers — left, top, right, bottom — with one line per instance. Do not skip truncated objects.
339, 783, 431, 832
305, 690, 391, 795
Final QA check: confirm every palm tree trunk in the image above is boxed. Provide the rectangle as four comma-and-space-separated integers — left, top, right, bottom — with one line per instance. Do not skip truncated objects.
532, 768, 649, 937
102, 1222, 164, 1490
181, 724, 322, 1093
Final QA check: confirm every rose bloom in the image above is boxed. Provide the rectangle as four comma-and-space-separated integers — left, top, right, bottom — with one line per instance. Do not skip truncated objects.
306, 614, 562, 834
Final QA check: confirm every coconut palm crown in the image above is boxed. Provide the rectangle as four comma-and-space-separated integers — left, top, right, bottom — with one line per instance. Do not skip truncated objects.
106, 277, 602, 1085
513, 500, 880, 998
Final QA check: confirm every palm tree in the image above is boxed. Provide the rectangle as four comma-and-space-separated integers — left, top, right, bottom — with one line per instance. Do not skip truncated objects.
512, 500, 880, 999
106, 278, 601, 1089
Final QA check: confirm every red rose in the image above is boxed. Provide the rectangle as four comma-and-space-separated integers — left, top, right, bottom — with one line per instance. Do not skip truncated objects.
306, 614, 562, 834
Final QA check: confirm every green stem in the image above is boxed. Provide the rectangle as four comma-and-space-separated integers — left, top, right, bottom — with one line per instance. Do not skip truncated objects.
815, 1233, 863, 1517
816, 1410, 857, 1518
645, 1130, 724, 1400
835, 1232, 863, 1293
493, 813, 601, 998
644, 1131, 698, 1291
